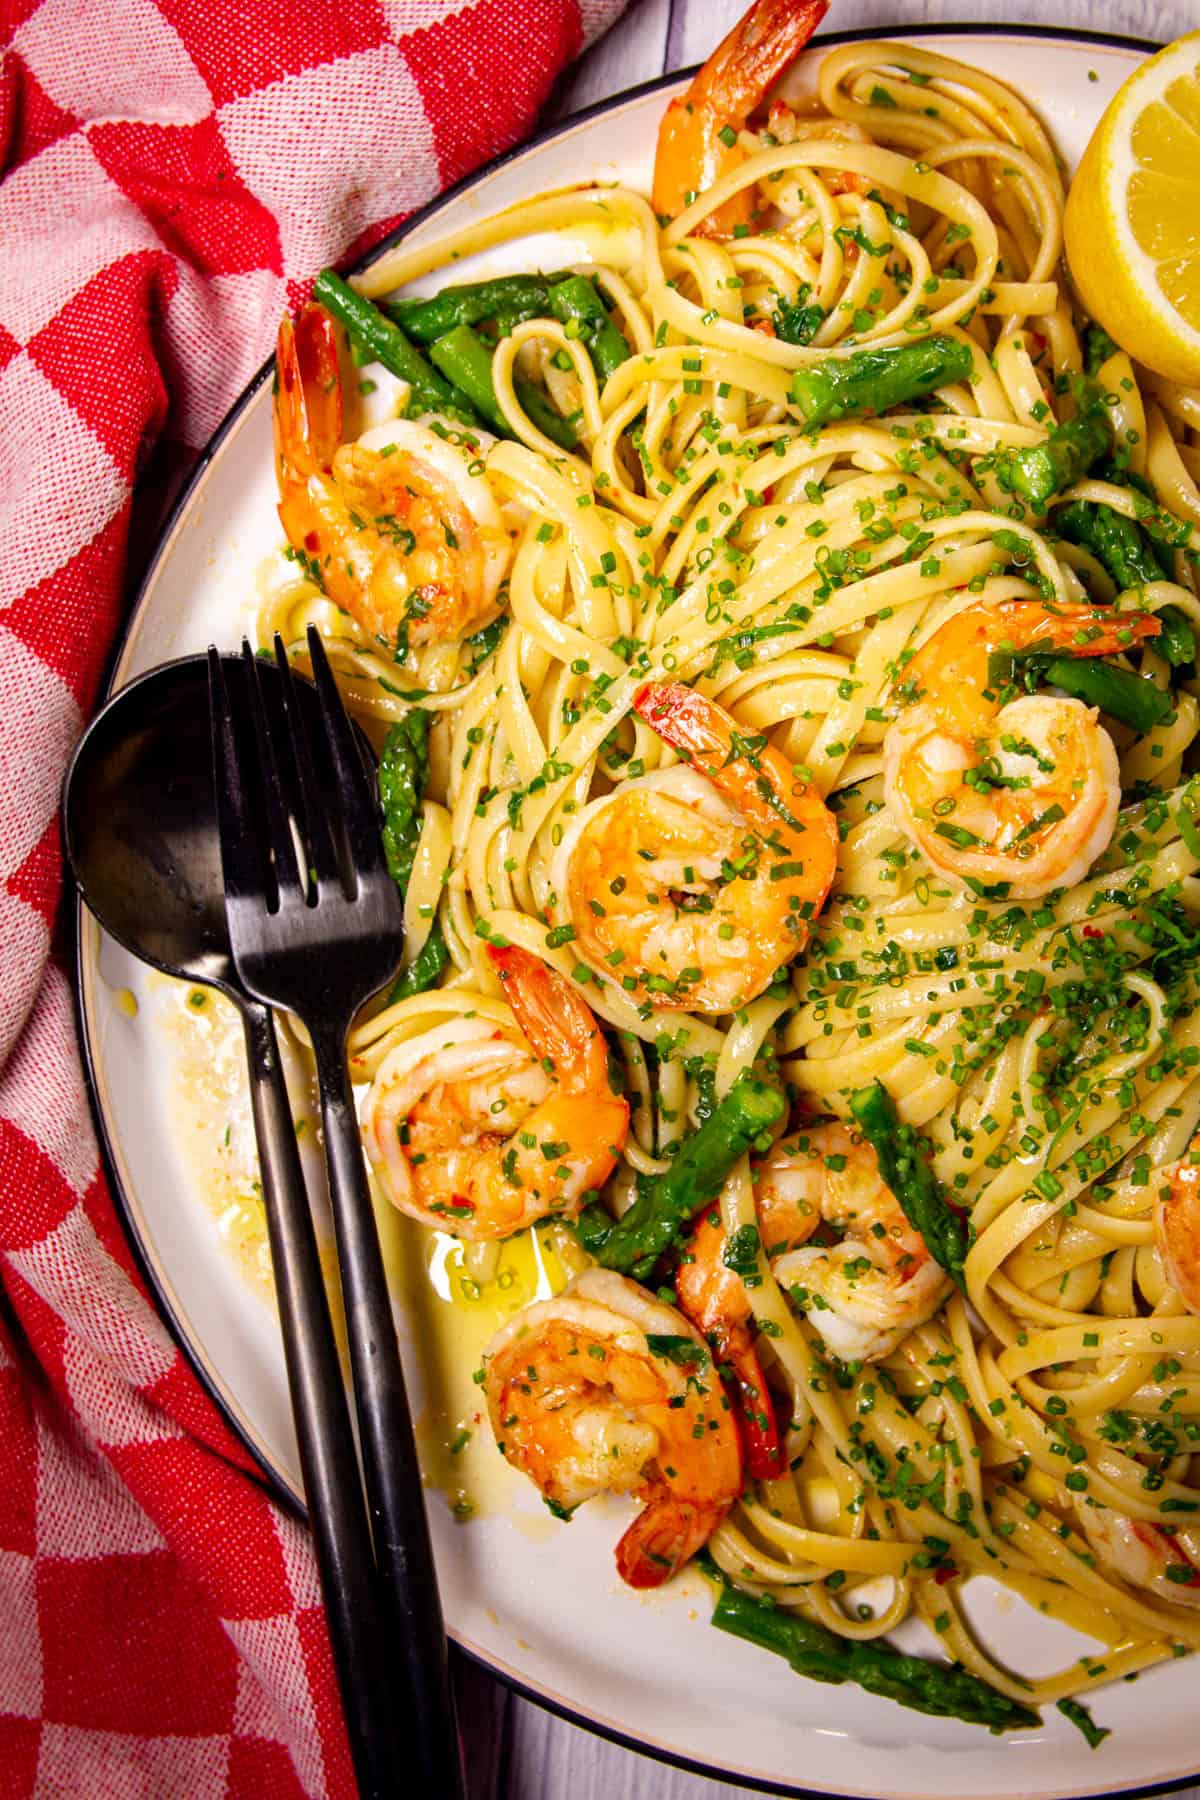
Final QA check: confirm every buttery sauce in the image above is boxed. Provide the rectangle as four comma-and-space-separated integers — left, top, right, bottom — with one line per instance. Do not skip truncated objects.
159, 975, 568, 1523
158, 977, 276, 1294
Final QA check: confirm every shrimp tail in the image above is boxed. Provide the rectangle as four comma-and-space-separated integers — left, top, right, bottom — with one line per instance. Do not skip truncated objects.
633, 680, 778, 822
652, 0, 829, 237
704, 0, 829, 108
274, 303, 342, 489
724, 1339, 788, 1481
1034, 605, 1161, 659
634, 678, 732, 768
488, 943, 623, 1103
614, 1489, 729, 1590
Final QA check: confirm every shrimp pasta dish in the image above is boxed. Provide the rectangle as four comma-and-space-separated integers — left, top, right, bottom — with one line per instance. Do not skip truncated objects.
254, 0, 1200, 1740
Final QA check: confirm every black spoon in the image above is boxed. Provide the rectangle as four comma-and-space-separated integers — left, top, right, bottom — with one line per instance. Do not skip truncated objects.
62, 654, 420, 1799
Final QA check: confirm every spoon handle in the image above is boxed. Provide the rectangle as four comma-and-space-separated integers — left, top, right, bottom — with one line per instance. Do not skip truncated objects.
309, 1021, 466, 1800
242, 1001, 407, 1799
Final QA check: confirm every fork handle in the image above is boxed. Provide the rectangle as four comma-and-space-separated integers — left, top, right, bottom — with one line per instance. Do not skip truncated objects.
310, 1022, 466, 1800
242, 1001, 407, 1799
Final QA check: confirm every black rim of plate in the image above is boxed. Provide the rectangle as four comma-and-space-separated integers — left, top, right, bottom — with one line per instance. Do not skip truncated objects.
75, 22, 1197, 1800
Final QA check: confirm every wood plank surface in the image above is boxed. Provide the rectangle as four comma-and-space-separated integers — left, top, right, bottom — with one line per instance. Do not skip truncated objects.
467, 2, 1200, 1794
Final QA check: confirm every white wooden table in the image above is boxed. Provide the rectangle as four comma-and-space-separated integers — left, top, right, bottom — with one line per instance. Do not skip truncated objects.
460, 2, 1200, 1795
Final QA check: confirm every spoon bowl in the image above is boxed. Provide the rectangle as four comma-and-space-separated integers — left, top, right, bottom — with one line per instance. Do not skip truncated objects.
64, 655, 240, 994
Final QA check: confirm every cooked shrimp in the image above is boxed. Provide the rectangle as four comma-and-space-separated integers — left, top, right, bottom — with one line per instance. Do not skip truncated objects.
652, 0, 829, 237
1078, 1505, 1200, 1610
483, 1268, 742, 1587
550, 682, 838, 1013
676, 1208, 787, 1480
762, 1124, 951, 1362
883, 601, 1161, 901
361, 945, 628, 1241
274, 304, 509, 648
1155, 1133, 1200, 1315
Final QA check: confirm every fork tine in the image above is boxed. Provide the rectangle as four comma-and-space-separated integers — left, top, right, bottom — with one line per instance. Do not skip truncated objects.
305, 627, 389, 881
273, 633, 342, 892
208, 648, 270, 903
241, 641, 307, 908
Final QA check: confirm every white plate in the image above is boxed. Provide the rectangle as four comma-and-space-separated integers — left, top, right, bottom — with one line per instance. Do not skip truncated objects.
79, 28, 1196, 1800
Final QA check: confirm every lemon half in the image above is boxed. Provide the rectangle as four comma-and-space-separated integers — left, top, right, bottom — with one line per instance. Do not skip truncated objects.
1064, 31, 1200, 384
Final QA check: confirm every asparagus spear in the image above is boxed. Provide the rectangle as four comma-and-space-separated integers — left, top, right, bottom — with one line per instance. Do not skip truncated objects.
1156, 604, 1197, 669
985, 645, 1175, 732
312, 269, 476, 422
1094, 460, 1195, 566
1034, 656, 1174, 731
589, 1076, 786, 1278
709, 1576, 1039, 1733
789, 334, 974, 427
1056, 499, 1166, 590
386, 929, 448, 1003
994, 397, 1112, 511
1132, 496, 1195, 562
849, 1082, 969, 1288
379, 711, 431, 889
378, 712, 448, 1000
428, 325, 577, 449
385, 273, 566, 342
547, 275, 630, 383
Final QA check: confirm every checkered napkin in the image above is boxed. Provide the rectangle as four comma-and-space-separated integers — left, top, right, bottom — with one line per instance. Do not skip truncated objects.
0, 3, 627, 1793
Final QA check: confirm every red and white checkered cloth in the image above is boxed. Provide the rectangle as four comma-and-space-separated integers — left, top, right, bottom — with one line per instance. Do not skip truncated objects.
0, 3, 629, 1793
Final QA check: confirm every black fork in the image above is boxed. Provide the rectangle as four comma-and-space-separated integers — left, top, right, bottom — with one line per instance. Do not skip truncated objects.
209, 627, 464, 1799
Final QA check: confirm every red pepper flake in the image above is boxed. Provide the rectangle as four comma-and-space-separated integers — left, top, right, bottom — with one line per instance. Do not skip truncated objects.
933, 1561, 959, 1585
1081, 925, 1104, 939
